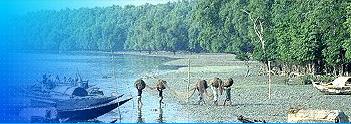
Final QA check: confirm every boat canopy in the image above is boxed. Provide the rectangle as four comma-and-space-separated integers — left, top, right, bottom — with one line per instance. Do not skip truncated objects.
53, 86, 88, 97
332, 77, 351, 87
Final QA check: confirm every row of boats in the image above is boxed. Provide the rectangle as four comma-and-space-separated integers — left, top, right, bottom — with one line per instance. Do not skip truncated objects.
18, 74, 132, 122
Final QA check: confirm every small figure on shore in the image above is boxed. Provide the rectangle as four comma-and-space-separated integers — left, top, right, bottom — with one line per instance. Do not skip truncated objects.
135, 79, 146, 108
189, 79, 210, 105
223, 78, 234, 106
210, 77, 223, 105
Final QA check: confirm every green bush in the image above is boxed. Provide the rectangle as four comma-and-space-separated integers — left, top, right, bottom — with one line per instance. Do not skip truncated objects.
318, 76, 335, 83
299, 75, 315, 85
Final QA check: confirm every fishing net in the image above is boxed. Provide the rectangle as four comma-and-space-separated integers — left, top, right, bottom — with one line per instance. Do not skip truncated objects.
223, 78, 233, 87
197, 80, 208, 94
135, 79, 146, 90
210, 78, 222, 88
156, 80, 166, 90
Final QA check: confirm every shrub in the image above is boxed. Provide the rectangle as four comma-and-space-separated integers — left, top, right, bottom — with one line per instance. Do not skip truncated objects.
299, 75, 315, 85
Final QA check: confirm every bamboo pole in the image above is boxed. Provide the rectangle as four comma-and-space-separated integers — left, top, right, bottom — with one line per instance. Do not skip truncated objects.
111, 42, 122, 122
187, 56, 191, 123
268, 61, 272, 100
187, 57, 190, 104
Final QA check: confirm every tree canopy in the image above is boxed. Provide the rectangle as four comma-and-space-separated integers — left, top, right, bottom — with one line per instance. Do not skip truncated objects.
6, 0, 351, 75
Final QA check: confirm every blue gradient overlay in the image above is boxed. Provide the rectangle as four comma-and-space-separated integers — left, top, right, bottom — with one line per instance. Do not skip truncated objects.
0, 1, 181, 122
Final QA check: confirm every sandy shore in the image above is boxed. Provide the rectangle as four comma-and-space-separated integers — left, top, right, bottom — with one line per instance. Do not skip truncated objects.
120, 51, 351, 122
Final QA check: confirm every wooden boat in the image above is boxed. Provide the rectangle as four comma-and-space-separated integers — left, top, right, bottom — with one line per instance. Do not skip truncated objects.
21, 87, 132, 122
312, 77, 351, 95
57, 97, 132, 122
21, 94, 131, 122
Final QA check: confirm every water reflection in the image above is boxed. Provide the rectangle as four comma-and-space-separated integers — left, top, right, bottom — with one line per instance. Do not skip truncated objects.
156, 104, 164, 123
137, 107, 144, 123
156, 101, 164, 123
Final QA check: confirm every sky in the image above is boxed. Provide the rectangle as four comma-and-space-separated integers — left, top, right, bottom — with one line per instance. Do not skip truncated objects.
0, 0, 178, 16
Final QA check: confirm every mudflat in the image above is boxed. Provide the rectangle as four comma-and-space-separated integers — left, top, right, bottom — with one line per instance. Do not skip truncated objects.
121, 51, 351, 122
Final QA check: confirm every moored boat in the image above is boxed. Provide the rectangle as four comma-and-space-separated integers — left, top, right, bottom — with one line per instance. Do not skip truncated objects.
57, 97, 132, 122
312, 77, 351, 95
19, 95, 132, 122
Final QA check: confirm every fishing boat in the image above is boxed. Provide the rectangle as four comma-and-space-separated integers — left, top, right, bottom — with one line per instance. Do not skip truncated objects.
20, 94, 132, 122
19, 74, 133, 122
312, 77, 351, 95
57, 96, 132, 122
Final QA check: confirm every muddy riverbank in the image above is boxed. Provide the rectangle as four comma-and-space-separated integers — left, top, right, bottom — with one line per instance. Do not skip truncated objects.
129, 51, 351, 122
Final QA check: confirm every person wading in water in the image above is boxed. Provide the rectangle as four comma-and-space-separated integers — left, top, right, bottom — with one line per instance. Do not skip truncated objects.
135, 79, 146, 108
150, 79, 167, 108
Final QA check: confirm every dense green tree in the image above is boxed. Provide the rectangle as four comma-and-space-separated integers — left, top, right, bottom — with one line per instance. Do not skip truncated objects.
6, 0, 351, 75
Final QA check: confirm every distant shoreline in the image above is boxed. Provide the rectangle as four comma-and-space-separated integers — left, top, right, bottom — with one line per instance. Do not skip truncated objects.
7, 49, 236, 59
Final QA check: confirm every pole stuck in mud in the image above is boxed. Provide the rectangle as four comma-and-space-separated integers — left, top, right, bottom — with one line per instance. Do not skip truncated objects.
187, 57, 191, 104
111, 48, 124, 122
268, 61, 272, 100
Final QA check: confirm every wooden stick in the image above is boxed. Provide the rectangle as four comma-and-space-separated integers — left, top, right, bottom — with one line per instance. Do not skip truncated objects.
187, 57, 191, 104
268, 61, 272, 100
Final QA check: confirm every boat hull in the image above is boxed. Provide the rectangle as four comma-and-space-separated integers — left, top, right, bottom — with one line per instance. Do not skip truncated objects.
57, 97, 132, 122
312, 82, 351, 95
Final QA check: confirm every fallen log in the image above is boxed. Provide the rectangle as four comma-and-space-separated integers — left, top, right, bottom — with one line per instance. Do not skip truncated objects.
237, 115, 266, 123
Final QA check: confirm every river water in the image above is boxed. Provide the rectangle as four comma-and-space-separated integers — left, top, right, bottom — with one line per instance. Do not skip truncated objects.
0, 51, 190, 123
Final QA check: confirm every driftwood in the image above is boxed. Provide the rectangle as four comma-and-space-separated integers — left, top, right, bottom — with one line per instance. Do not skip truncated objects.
237, 115, 266, 123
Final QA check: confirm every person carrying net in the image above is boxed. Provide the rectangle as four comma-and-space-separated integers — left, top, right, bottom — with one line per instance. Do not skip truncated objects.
223, 78, 234, 106
135, 79, 146, 108
210, 77, 223, 105
188, 79, 211, 105
150, 79, 167, 107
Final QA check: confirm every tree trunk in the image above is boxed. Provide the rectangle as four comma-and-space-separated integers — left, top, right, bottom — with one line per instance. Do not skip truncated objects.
288, 64, 292, 76
341, 64, 344, 76
308, 63, 312, 74
296, 65, 300, 73
245, 61, 250, 77
312, 63, 315, 75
